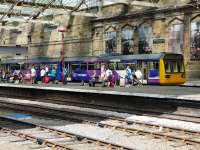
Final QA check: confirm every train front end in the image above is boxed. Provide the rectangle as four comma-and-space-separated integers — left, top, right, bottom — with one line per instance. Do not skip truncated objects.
159, 54, 186, 85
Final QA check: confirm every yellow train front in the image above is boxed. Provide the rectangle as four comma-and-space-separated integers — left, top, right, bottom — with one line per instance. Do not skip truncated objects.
159, 53, 186, 85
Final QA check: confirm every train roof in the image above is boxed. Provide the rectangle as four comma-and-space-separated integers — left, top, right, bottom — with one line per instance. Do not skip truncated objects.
0, 53, 183, 64
64, 56, 99, 62
100, 53, 164, 61
100, 53, 183, 62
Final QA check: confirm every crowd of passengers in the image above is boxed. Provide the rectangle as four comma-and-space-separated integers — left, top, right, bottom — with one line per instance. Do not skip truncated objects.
0, 64, 143, 87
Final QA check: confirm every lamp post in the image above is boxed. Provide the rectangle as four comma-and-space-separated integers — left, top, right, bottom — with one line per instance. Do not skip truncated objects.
58, 27, 67, 83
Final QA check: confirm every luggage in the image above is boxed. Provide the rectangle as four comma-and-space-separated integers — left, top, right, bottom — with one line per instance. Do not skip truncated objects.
44, 76, 50, 83
120, 78, 125, 87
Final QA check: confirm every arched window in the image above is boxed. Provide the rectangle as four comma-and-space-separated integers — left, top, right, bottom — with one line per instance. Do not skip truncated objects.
121, 25, 134, 55
138, 24, 152, 54
105, 26, 117, 54
168, 19, 184, 54
191, 15, 200, 60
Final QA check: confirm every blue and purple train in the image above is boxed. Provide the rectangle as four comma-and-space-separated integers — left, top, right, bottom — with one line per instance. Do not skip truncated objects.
1, 52, 186, 85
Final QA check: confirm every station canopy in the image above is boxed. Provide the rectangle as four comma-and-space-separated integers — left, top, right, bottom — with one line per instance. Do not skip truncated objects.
0, 0, 198, 29
0, 0, 100, 29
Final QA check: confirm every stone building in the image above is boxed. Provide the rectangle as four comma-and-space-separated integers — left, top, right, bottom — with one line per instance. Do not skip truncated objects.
0, 0, 200, 79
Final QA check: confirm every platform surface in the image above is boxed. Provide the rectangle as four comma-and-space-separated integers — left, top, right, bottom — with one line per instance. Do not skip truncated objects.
0, 83, 199, 101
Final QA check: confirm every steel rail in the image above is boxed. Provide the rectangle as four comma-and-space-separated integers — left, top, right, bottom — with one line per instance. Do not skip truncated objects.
0, 116, 132, 150
98, 119, 200, 147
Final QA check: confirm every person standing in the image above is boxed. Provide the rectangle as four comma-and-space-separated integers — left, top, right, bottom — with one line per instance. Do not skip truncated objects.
125, 66, 133, 87
31, 66, 36, 84
45, 65, 49, 74
40, 67, 46, 83
50, 67, 56, 84
105, 67, 113, 87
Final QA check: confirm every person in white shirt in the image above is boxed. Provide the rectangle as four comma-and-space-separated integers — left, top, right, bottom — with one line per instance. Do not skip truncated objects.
40, 67, 46, 83
30, 66, 36, 84
105, 67, 113, 87
134, 68, 143, 85
45, 65, 49, 74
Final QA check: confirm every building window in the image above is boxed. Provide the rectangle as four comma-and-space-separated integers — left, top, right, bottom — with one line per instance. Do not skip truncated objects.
138, 25, 152, 54
105, 27, 117, 54
168, 23, 184, 54
121, 26, 134, 55
191, 18, 200, 60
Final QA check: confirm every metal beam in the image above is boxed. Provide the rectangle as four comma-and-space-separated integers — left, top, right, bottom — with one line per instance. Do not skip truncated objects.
0, 0, 74, 10
27, 0, 56, 21
0, 10, 30, 17
131, 1, 160, 7
0, 0, 21, 22
70, 0, 86, 12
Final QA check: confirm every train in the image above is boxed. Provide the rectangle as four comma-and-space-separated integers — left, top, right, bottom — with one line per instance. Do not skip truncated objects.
0, 52, 186, 85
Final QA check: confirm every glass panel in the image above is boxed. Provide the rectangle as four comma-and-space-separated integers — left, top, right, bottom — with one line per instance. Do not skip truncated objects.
108, 63, 115, 70
88, 63, 94, 70
80, 63, 87, 70
117, 63, 125, 70
72, 64, 80, 70
168, 24, 184, 54
138, 25, 153, 54
191, 21, 200, 60
164, 60, 184, 73
122, 27, 134, 55
105, 31, 117, 54
149, 62, 159, 70
94, 63, 101, 70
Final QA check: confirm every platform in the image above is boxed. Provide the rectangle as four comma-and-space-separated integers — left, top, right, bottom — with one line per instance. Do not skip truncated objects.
0, 83, 199, 101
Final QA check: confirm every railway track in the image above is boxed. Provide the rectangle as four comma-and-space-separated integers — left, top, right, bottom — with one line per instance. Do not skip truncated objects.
98, 119, 200, 148
2, 93, 200, 124
0, 100, 199, 149
0, 94, 199, 149
0, 113, 199, 150
0, 116, 132, 150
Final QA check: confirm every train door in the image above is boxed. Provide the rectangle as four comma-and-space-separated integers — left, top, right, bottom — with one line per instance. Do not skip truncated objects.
147, 61, 160, 84
65, 62, 71, 81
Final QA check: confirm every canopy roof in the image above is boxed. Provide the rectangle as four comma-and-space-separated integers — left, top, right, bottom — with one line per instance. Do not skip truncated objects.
0, 0, 198, 30
0, 0, 99, 25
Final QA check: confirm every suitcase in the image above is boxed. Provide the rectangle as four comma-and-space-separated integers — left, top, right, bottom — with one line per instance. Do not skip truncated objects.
120, 78, 125, 87
44, 76, 50, 83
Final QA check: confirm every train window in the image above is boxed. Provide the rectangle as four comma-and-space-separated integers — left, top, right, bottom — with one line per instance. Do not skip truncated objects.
88, 63, 94, 70
108, 63, 115, 70
81, 63, 87, 70
165, 60, 184, 73
137, 61, 142, 69
165, 62, 170, 73
72, 64, 80, 70
94, 63, 101, 70
11, 64, 20, 70
117, 63, 125, 70
173, 62, 178, 73
177, 62, 184, 72
149, 62, 159, 70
